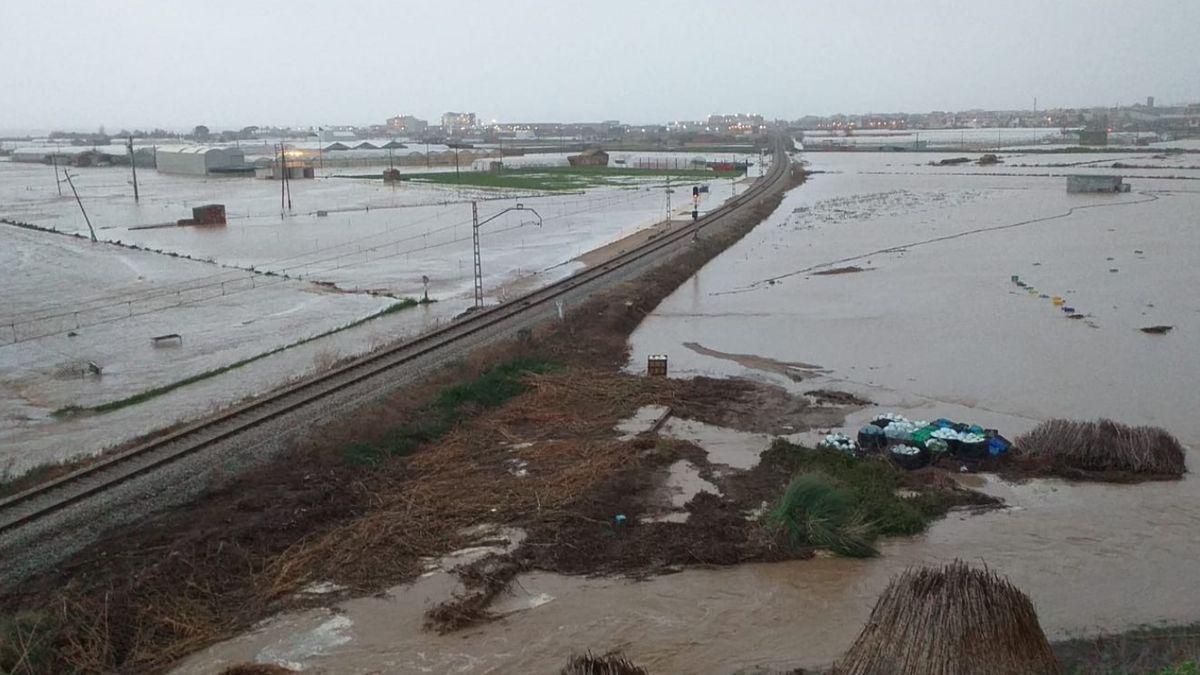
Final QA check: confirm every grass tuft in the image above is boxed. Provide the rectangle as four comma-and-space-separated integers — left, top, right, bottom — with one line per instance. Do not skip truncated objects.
766, 471, 878, 558
340, 356, 555, 467
0, 610, 60, 674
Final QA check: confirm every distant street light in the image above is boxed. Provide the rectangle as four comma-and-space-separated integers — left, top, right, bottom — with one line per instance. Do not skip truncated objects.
471, 201, 542, 308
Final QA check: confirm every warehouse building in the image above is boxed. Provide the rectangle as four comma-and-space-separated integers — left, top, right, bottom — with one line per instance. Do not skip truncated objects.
155, 146, 248, 175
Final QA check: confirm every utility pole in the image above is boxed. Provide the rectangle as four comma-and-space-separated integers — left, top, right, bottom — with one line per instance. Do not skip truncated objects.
284, 143, 292, 211
62, 170, 97, 242
471, 202, 482, 306
471, 201, 542, 308
127, 136, 139, 203
317, 127, 324, 177
278, 144, 286, 214
51, 152, 62, 196
665, 170, 671, 223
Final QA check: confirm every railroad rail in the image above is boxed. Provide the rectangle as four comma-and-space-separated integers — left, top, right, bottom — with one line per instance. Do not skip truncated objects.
0, 138, 792, 539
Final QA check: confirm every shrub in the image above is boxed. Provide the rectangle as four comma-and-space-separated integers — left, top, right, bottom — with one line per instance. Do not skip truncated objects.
765, 471, 878, 558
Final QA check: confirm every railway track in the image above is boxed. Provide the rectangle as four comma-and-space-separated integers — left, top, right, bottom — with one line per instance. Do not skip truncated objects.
0, 138, 792, 546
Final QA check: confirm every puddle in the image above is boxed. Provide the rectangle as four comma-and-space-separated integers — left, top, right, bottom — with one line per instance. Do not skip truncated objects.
643, 459, 719, 523
659, 417, 773, 470
615, 404, 671, 438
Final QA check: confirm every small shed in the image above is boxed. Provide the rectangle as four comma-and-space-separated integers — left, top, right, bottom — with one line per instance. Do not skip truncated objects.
192, 204, 227, 225
1067, 175, 1131, 193
568, 148, 609, 167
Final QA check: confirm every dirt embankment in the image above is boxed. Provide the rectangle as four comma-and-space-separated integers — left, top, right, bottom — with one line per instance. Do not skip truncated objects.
0, 165, 816, 673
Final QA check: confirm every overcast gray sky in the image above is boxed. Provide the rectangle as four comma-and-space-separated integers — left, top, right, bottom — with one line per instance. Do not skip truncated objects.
1, 0, 1197, 132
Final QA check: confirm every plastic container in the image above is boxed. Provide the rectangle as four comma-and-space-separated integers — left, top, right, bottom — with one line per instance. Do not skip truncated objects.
925, 438, 950, 455
910, 425, 937, 447
890, 445, 929, 470
818, 433, 858, 454
958, 434, 989, 459
987, 434, 1012, 456
857, 425, 885, 452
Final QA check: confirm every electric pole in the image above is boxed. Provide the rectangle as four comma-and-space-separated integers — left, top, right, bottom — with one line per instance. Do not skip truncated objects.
52, 150, 62, 196
317, 127, 325, 177
471, 202, 482, 306
471, 201, 542, 308
62, 170, 97, 242
127, 136, 139, 203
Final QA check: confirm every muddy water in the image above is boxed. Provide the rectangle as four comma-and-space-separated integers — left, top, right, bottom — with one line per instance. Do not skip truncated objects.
178, 463, 1200, 674
178, 154, 1200, 673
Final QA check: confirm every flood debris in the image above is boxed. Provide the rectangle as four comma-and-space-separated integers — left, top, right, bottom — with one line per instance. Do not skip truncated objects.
1140, 324, 1174, 335
805, 389, 871, 406
425, 555, 523, 634
811, 265, 871, 276
835, 560, 1061, 675
219, 664, 297, 675
561, 651, 648, 675
1014, 419, 1187, 480
930, 157, 971, 166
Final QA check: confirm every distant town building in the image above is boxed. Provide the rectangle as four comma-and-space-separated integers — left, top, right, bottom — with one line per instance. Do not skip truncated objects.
156, 146, 248, 175
706, 113, 764, 133
386, 115, 428, 135
441, 112, 477, 135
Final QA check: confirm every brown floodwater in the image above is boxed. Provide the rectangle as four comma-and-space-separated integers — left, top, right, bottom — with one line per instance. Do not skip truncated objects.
177, 153, 1200, 673
177, 449, 1200, 675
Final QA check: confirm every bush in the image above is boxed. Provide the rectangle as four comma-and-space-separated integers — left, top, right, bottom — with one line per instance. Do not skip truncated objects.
778, 443, 935, 535
765, 472, 878, 558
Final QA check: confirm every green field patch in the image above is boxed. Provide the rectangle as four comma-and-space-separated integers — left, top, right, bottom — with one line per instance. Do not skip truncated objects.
339, 166, 743, 192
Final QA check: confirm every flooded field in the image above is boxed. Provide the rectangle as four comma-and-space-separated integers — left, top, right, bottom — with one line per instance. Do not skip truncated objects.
0, 153, 755, 477
177, 148, 1200, 673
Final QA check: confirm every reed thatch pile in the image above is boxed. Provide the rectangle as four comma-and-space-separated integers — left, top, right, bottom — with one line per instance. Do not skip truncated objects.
1015, 418, 1187, 478
561, 650, 648, 675
836, 560, 1061, 675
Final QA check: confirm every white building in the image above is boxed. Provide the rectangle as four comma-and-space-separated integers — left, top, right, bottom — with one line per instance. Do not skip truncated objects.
155, 146, 247, 176
441, 112, 477, 135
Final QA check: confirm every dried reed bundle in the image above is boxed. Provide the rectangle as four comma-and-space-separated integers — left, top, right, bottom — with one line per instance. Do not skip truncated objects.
561, 650, 648, 675
837, 560, 1060, 675
1016, 418, 1186, 477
